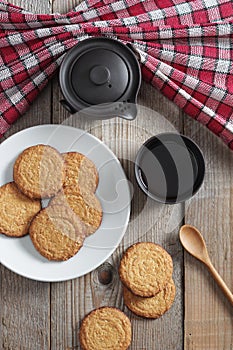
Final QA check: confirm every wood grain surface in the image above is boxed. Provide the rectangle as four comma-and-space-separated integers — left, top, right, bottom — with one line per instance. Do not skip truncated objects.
0, 1, 232, 350
184, 119, 233, 350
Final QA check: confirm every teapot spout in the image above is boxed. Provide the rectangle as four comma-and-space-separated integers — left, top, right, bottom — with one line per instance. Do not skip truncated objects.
120, 102, 138, 120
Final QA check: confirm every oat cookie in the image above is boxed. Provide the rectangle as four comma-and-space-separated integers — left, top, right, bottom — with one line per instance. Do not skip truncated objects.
14, 144, 65, 199
119, 242, 173, 297
123, 279, 176, 318
79, 307, 132, 350
50, 185, 102, 236
29, 204, 85, 261
62, 152, 98, 193
0, 182, 41, 237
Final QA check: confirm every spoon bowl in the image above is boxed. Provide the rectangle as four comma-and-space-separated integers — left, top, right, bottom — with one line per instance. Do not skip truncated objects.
179, 224, 233, 306
179, 225, 210, 264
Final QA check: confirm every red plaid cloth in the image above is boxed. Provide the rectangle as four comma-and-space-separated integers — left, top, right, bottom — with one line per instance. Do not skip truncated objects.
0, 0, 233, 149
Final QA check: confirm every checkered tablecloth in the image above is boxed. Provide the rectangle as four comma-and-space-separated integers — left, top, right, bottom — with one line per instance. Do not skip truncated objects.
0, 0, 233, 149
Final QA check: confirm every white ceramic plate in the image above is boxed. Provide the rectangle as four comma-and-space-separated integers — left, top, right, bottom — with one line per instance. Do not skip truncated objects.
0, 125, 131, 282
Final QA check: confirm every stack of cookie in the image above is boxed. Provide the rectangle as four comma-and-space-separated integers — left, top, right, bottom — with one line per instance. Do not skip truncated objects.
119, 242, 176, 319
0, 144, 102, 261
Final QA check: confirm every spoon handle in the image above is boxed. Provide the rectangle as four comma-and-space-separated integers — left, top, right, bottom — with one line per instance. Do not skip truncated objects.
206, 261, 233, 306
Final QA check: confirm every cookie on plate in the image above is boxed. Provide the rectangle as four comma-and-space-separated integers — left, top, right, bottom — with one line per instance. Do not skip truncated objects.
14, 144, 65, 199
49, 185, 102, 236
119, 242, 173, 297
63, 152, 98, 193
123, 279, 176, 319
29, 204, 85, 261
79, 307, 132, 350
0, 182, 41, 237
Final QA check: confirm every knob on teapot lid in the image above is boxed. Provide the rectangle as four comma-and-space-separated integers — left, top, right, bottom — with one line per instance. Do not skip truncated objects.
59, 37, 141, 120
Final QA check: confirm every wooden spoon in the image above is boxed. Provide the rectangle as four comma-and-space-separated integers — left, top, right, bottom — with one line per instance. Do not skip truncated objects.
179, 224, 233, 306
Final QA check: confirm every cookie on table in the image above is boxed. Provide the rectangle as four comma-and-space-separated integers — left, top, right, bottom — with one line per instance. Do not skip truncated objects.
79, 307, 132, 350
49, 185, 102, 236
62, 152, 98, 193
119, 242, 173, 297
29, 204, 85, 261
13, 144, 65, 199
0, 182, 41, 237
123, 279, 176, 319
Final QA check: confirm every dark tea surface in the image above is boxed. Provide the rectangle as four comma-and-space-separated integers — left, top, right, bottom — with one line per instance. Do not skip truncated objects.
135, 134, 205, 203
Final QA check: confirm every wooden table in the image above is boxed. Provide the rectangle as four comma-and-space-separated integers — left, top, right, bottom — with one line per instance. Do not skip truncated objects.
0, 1, 232, 349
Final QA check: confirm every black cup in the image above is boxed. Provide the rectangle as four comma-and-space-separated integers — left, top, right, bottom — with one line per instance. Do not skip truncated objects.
135, 133, 205, 204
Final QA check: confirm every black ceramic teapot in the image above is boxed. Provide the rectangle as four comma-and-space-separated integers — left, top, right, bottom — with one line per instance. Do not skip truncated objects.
59, 37, 141, 120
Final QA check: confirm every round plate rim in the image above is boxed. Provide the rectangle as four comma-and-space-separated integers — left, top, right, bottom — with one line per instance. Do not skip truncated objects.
0, 124, 131, 282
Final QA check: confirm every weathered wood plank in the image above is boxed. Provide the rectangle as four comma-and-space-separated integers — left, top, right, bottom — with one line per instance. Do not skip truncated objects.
119, 85, 184, 350
51, 0, 185, 338
52, 99, 184, 349
184, 116, 233, 349
0, 266, 50, 350
0, 1, 52, 350
51, 0, 185, 346
50, 2, 100, 349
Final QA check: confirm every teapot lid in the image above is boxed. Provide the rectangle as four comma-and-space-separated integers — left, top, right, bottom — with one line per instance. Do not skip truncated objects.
59, 37, 141, 118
